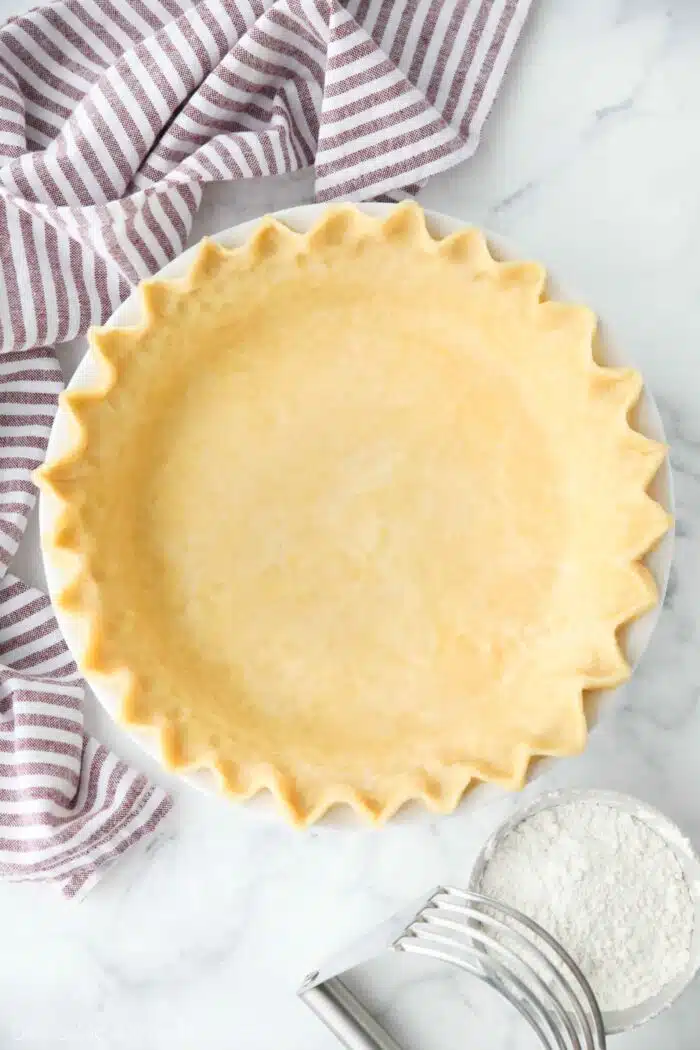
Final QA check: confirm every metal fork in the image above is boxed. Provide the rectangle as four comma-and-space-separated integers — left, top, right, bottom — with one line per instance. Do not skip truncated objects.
299, 885, 606, 1050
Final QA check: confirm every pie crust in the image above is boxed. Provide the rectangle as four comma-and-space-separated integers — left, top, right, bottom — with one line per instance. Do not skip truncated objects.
37, 204, 671, 825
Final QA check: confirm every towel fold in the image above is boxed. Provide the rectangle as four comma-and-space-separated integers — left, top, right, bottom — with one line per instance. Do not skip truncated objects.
0, 0, 531, 896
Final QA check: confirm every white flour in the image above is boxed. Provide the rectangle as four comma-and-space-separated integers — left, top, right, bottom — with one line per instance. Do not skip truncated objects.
478, 800, 695, 1012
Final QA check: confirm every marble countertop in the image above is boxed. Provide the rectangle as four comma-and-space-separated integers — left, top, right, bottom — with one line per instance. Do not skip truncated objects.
4, 0, 700, 1046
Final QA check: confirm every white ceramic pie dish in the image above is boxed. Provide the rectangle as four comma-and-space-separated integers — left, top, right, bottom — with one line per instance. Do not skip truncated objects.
38, 203, 674, 826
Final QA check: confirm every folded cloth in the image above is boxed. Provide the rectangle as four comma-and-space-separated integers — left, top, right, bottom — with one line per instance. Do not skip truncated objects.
0, 0, 532, 896
0, 350, 172, 899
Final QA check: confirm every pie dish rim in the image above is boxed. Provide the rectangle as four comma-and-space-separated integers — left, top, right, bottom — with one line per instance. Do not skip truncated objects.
37, 201, 675, 826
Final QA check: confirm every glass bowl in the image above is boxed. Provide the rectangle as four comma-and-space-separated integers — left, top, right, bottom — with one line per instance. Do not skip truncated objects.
468, 788, 700, 1034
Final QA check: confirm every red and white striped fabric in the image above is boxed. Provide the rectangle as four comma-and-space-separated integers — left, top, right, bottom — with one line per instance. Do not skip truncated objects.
0, 0, 531, 895
0, 351, 172, 898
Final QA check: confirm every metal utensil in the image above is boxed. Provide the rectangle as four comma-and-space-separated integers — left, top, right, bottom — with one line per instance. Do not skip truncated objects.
299, 885, 606, 1050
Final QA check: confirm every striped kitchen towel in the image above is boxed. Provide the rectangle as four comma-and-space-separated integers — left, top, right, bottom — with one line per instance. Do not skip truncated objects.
0, 0, 532, 896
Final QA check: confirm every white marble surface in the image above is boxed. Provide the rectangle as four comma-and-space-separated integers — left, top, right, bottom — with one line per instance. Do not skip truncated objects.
3, 0, 700, 1046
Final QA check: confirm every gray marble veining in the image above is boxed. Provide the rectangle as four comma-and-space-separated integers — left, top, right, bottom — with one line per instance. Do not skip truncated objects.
3, 0, 700, 1046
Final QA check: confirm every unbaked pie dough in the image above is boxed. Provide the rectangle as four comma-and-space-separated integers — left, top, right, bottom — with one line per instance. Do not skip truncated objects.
37, 204, 671, 825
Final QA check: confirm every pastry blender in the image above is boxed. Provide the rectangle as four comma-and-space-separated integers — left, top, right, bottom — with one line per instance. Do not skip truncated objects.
298, 886, 606, 1050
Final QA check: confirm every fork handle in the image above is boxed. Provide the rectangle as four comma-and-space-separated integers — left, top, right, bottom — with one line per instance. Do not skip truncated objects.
300, 976, 406, 1050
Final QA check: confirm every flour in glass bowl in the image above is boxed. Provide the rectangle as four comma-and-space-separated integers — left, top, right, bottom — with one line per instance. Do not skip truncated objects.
478, 799, 695, 1012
